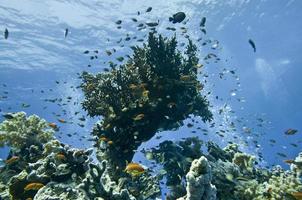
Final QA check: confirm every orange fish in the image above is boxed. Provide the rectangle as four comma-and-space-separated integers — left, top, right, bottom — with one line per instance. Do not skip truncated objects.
125, 162, 145, 176
57, 119, 66, 123
107, 140, 114, 145
292, 192, 302, 200
48, 123, 58, 130
284, 159, 295, 164
24, 183, 44, 191
56, 153, 66, 161
5, 156, 19, 165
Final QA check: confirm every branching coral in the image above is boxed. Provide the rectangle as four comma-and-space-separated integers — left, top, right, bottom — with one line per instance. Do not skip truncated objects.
0, 112, 54, 150
81, 33, 212, 168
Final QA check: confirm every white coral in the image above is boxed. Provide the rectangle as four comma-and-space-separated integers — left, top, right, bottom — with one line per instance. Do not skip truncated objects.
178, 156, 217, 200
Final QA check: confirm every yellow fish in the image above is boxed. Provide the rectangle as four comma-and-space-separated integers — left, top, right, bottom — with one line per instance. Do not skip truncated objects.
133, 114, 145, 121
180, 75, 191, 81
142, 90, 149, 98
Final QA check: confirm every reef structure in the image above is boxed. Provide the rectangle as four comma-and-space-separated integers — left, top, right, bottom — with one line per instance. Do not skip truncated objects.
81, 33, 212, 169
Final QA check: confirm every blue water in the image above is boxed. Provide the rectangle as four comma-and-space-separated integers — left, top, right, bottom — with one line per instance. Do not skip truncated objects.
0, 0, 301, 170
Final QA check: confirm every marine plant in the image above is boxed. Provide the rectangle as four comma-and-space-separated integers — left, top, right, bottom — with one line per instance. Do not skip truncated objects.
81, 33, 212, 168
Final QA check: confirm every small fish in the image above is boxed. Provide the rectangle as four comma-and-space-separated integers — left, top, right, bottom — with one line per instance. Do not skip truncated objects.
48, 123, 59, 131
285, 128, 298, 135
115, 20, 122, 25
142, 90, 149, 97
21, 103, 30, 108
200, 17, 206, 27
56, 153, 66, 161
99, 136, 109, 142
169, 12, 186, 23
133, 114, 145, 121
24, 183, 44, 191
64, 28, 68, 38
291, 192, 302, 200
180, 75, 191, 81
248, 39, 256, 52
105, 50, 112, 56
57, 119, 67, 123
129, 84, 138, 90
125, 162, 145, 176
4, 28, 8, 39
146, 22, 158, 27
167, 102, 176, 108
2, 113, 14, 119
116, 57, 124, 62
83, 50, 89, 54
283, 159, 295, 164
166, 27, 176, 31
131, 18, 138, 22
107, 140, 114, 145
277, 152, 287, 158
5, 156, 19, 165
146, 7, 152, 12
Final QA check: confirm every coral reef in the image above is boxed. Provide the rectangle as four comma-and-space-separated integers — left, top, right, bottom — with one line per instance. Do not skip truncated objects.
0, 32, 300, 200
81, 33, 212, 168
145, 137, 302, 200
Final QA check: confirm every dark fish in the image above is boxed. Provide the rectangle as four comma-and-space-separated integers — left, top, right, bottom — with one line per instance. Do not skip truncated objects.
105, 50, 112, 56
169, 12, 186, 23
146, 7, 152, 12
201, 29, 206, 34
4, 28, 8, 39
115, 20, 122, 25
285, 128, 298, 135
116, 57, 124, 62
2, 113, 14, 119
277, 152, 287, 158
200, 17, 206, 27
248, 39, 256, 52
146, 22, 158, 27
83, 50, 89, 54
166, 27, 176, 31
64, 28, 68, 38
131, 18, 138, 22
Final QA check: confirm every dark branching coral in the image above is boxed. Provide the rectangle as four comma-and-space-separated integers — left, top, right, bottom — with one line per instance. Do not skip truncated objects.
81, 33, 212, 168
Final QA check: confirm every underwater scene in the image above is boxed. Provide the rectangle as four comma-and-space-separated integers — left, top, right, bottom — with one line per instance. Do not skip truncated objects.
0, 0, 301, 199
